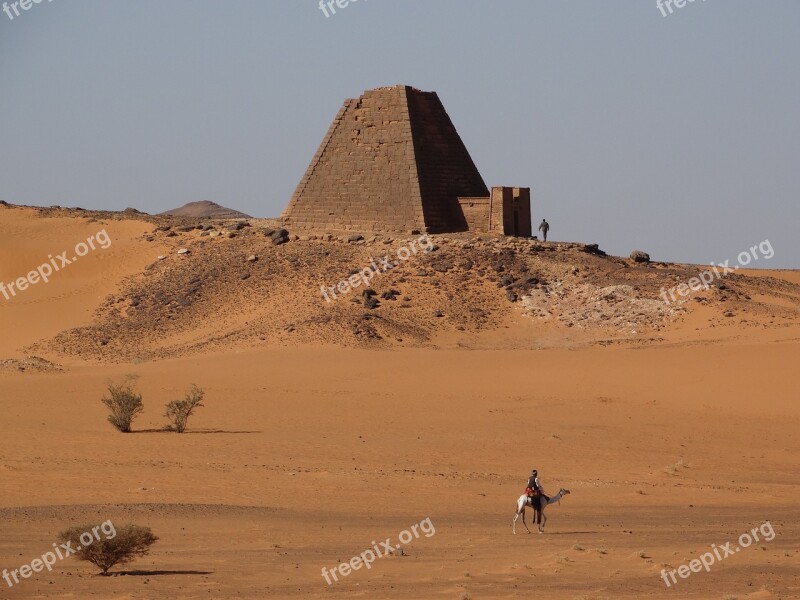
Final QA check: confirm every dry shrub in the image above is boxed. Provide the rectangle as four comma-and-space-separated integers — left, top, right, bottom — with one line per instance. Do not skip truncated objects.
101, 375, 143, 433
58, 523, 158, 575
165, 384, 205, 433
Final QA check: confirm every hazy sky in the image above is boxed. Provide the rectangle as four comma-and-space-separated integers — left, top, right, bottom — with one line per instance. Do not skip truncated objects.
1, 1, 797, 268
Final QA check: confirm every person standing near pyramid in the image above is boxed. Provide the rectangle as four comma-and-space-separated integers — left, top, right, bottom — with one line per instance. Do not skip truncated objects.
538, 219, 550, 241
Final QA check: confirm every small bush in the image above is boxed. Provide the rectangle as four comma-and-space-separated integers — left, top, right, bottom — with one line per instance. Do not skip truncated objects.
101, 376, 143, 433
58, 523, 158, 575
165, 384, 205, 433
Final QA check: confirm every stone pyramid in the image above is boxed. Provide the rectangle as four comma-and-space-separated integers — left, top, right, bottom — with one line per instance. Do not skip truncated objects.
282, 85, 489, 233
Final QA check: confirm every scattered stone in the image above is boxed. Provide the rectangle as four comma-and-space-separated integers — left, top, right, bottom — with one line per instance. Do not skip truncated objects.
240, 273, 251, 280
630, 250, 651, 263
266, 228, 290, 245
430, 259, 454, 273
246, 255, 258, 262
433, 310, 444, 318
226, 232, 237, 238
0, 356, 64, 373
352, 321, 381, 340
506, 289, 518, 302
166, 231, 177, 238
177, 248, 190, 255
348, 234, 364, 243
583, 243, 607, 256
157, 255, 167, 260
364, 297, 379, 309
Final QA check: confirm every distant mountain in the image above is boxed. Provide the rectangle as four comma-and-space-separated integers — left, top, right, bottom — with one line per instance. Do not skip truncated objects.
159, 201, 252, 219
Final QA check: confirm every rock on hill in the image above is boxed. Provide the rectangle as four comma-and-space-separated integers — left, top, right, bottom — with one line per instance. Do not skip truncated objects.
160, 201, 252, 219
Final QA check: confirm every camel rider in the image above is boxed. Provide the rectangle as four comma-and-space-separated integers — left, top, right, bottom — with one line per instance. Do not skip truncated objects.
526, 469, 543, 502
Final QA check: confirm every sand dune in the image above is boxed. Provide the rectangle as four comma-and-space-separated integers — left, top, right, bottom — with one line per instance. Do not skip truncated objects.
0, 206, 162, 358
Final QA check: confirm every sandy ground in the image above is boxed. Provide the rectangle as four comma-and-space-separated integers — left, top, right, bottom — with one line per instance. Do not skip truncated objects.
0, 207, 798, 599
1, 344, 798, 599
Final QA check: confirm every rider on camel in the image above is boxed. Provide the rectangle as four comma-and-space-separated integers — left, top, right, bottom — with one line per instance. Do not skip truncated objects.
526, 469, 546, 510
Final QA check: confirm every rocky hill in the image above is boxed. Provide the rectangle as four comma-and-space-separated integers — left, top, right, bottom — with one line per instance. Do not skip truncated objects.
27, 214, 800, 362
159, 200, 252, 219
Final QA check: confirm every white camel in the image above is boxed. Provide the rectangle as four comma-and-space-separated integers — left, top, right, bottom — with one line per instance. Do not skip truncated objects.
512, 488, 570, 534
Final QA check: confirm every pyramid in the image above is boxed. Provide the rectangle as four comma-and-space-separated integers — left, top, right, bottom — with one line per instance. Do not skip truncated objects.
282, 85, 490, 233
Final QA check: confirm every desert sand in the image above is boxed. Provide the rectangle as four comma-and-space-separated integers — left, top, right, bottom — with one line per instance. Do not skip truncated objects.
0, 205, 798, 599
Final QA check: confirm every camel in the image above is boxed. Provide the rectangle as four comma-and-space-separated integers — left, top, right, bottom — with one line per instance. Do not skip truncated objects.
512, 488, 570, 534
